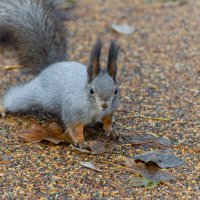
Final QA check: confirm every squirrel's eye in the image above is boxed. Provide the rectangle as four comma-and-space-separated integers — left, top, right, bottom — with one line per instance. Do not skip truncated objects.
90, 88, 94, 94
114, 88, 118, 95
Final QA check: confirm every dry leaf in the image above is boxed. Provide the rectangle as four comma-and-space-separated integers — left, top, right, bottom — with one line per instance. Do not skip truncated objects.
19, 124, 49, 143
69, 145, 91, 154
19, 122, 73, 144
120, 134, 171, 148
112, 23, 135, 35
79, 141, 106, 155
125, 158, 176, 182
127, 176, 160, 189
79, 162, 102, 172
70, 141, 106, 155
134, 149, 184, 168
53, 0, 75, 10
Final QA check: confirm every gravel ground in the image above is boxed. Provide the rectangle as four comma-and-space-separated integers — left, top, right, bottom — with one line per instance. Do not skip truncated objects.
0, 0, 199, 199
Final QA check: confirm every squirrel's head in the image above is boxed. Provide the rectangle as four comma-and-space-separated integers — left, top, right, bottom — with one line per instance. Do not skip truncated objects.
87, 40, 120, 112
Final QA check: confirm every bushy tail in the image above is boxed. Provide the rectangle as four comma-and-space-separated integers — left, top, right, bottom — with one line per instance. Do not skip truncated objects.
0, 0, 67, 71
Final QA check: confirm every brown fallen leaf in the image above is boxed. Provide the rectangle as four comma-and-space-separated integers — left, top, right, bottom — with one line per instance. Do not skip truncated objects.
69, 145, 91, 154
19, 124, 48, 143
79, 141, 106, 155
70, 141, 106, 155
79, 161, 102, 172
19, 122, 73, 144
120, 134, 171, 148
125, 158, 176, 182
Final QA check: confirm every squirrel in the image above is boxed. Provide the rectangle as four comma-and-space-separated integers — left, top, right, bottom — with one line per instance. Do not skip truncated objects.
0, 0, 120, 145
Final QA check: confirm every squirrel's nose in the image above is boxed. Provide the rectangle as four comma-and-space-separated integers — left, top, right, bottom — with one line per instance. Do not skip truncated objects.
101, 103, 108, 109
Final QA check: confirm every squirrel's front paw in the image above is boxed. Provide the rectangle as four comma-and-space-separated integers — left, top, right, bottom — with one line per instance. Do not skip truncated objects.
103, 125, 118, 139
0, 105, 6, 117
102, 114, 118, 138
103, 124, 112, 133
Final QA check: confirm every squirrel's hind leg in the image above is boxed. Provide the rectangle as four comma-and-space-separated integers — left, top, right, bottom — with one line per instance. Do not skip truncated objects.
0, 104, 6, 117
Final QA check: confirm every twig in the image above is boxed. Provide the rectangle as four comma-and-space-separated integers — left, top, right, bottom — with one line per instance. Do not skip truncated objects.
121, 140, 187, 150
121, 140, 172, 148
161, 182, 177, 190
95, 160, 141, 176
4, 65, 21, 70
118, 114, 171, 121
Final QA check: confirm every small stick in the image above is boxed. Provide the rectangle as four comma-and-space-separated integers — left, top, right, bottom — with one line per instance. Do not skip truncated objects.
95, 160, 141, 176
118, 114, 171, 121
123, 142, 187, 150
122, 140, 171, 148
161, 182, 177, 190
4, 65, 21, 70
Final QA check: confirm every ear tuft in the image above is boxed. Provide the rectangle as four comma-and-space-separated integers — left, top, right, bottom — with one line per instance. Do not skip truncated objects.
87, 40, 103, 83
107, 40, 120, 81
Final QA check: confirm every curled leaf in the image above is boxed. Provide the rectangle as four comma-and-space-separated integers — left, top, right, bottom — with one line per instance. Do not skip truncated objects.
134, 149, 184, 168
125, 158, 176, 182
79, 162, 102, 172
112, 23, 135, 35
69, 145, 91, 154
79, 141, 106, 155
120, 134, 171, 148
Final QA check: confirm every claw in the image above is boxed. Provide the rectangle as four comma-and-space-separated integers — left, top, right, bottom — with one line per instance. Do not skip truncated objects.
103, 124, 113, 138
105, 131, 111, 137
104, 125, 119, 139
111, 131, 119, 139
103, 125, 112, 133
112, 116, 115, 123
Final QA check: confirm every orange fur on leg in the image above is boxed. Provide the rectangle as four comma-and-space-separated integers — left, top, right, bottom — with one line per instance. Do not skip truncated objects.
0, 104, 5, 117
66, 123, 85, 146
102, 114, 113, 132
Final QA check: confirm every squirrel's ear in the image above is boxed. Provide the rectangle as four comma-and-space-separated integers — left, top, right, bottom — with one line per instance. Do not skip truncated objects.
87, 40, 103, 83
107, 40, 120, 82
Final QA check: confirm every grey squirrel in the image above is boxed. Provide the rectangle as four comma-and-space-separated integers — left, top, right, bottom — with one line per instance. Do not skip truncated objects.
0, 0, 120, 145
